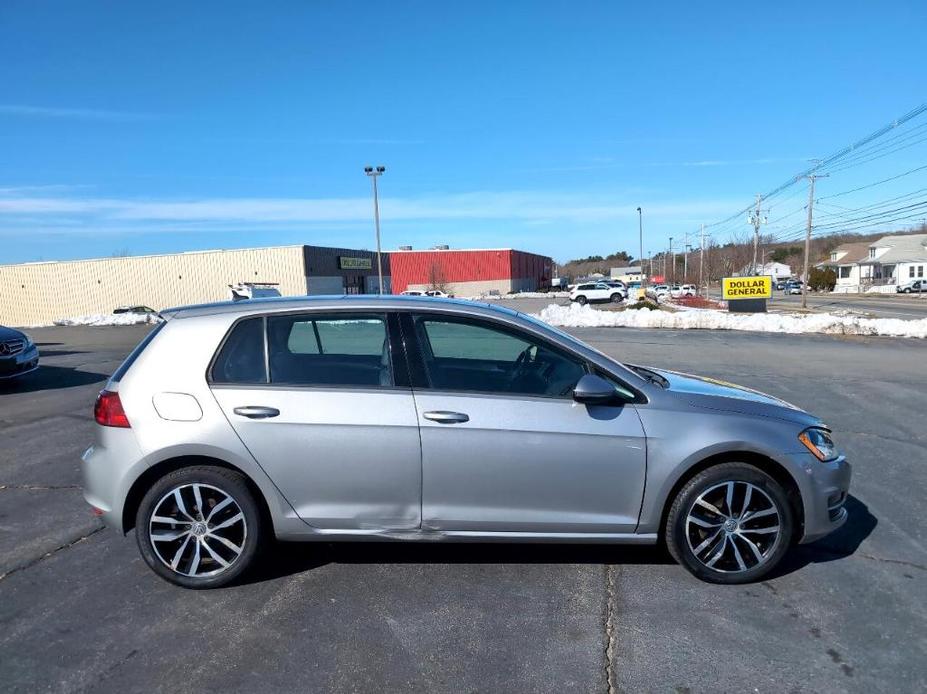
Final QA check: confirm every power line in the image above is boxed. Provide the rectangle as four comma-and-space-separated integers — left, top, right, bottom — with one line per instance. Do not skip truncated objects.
817, 163, 927, 201
702, 103, 927, 236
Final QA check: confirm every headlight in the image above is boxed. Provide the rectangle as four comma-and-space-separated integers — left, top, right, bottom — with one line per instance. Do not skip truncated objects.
799, 427, 838, 462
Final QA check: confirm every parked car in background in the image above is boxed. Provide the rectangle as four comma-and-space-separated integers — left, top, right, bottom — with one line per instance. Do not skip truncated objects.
785, 281, 803, 295
0, 325, 39, 381
775, 280, 787, 290
570, 282, 626, 305
896, 279, 925, 293
114, 306, 157, 315
670, 285, 697, 298
83, 295, 851, 588
646, 284, 670, 299
401, 289, 454, 298
228, 282, 282, 301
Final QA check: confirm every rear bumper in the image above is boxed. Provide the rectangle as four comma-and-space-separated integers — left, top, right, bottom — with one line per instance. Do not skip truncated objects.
794, 452, 852, 544
81, 425, 146, 530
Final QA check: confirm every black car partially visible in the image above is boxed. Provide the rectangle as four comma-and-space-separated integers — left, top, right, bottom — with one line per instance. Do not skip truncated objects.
0, 325, 40, 380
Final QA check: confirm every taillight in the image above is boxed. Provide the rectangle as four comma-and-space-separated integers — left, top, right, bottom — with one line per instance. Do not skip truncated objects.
94, 390, 130, 428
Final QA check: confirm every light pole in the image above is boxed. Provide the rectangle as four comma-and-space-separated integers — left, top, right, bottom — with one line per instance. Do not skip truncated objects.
636, 207, 645, 292
364, 165, 386, 294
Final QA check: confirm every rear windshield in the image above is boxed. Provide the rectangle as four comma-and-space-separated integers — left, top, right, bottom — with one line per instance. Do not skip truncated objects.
110, 321, 165, 383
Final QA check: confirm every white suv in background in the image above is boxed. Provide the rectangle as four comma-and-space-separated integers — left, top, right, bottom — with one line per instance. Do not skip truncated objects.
671, 284, 698, 298
569, 282, 626, 305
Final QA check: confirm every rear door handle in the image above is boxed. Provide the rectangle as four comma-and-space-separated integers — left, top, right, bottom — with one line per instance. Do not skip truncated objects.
233, 406, 280, 419
422, 411, 469, 424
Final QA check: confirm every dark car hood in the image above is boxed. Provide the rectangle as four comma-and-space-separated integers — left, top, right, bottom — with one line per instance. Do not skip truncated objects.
0, 325, 26, 341
644, 366, 818, 426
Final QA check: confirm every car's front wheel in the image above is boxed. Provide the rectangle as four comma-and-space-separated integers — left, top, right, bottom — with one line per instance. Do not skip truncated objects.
665, 462, 794, 584
135, 466, 263, 589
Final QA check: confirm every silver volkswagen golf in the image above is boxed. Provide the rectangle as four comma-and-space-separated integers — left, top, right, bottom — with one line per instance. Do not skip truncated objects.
82, 296, 850, 588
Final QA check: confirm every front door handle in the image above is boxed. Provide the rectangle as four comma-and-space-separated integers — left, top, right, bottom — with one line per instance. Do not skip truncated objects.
423, 411, 469, 424
233, 406, 280, 419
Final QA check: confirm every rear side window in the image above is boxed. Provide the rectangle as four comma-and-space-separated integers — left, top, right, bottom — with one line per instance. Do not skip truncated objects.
267, 314, 391, 387
111, 321, 165, 383
210, 318, 267, 384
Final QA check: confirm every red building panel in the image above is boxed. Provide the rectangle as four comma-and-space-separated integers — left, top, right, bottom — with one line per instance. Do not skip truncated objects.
389, 249, 553, 294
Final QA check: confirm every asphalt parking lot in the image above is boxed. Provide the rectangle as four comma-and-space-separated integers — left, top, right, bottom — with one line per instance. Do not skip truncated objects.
1, 323, 925, 693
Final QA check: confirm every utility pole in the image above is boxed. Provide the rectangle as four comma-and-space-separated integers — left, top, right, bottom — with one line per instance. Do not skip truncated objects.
683, 230, 688, 283
698, 224, 706, 295
748, 194, 767, 275
668, 237, 674, 283
801, 173, 828, 309
364, 165, 386, 294
637, 207, 646, 292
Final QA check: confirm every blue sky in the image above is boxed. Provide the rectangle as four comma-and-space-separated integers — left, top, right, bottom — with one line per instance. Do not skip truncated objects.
1, 1, 926, 264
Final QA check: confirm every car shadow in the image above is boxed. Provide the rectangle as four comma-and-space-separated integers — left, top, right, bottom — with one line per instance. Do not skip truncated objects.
0, 365, 109, 394
242, 496, 877, 586
767, 494, 877, 579
32, 349, 88, 358
240, 538, 674, 586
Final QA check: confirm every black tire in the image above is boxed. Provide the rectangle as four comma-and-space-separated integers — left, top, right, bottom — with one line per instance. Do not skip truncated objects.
135, 465, 263, 589
664, 462, 794, 584
904, 288, 912, 294
575, 295, 587, 305
610, 293, 623, 303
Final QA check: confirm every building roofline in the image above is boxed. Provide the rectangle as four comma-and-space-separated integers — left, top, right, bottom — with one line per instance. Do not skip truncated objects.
0, 244, 310, 269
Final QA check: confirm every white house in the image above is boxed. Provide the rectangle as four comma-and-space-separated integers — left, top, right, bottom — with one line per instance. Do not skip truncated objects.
739, 261, 792, 280
821, 233, 927, 293
821, 242, 870, 292
858, 233, 927, 291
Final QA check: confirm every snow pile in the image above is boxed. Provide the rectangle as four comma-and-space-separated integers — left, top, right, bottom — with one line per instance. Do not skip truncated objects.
532, 302, 927, 339
53, 312, 161, 327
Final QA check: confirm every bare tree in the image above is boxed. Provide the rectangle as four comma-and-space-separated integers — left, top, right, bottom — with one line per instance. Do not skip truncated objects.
427, 262, 449, 293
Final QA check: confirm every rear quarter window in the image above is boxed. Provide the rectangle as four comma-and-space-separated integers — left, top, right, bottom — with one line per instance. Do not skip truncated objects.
210, 317, 267, 384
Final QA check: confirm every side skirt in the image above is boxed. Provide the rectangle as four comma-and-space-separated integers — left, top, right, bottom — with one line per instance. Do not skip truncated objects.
274, 528, 659, 545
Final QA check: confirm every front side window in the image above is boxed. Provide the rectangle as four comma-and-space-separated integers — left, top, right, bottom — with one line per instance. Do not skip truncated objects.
267, 314, 391, 387
412, 316, 586, 397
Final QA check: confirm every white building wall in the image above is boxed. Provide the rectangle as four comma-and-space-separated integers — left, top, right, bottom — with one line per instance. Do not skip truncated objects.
0, 246, 306, 327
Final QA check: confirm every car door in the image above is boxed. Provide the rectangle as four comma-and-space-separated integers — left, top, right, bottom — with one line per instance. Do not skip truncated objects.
209, 312, 422, 530
402, 312, 647, 534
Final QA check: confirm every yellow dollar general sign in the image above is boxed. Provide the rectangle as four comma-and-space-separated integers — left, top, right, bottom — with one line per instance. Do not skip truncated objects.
722, 275, 773, 300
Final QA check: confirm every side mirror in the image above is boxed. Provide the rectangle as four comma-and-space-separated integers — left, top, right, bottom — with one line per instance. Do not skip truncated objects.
573, 374, 619, 405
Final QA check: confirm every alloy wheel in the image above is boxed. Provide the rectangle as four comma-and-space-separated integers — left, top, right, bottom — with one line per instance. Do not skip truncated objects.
148, 483, 247, 578
685, 481, 782, 574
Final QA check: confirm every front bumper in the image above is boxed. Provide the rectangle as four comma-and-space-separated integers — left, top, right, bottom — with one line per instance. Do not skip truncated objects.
0, 345, 39, 380
793, 451, 852, 544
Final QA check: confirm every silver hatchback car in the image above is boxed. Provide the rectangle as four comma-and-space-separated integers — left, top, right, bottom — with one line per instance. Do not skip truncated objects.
83, 296, 850, 588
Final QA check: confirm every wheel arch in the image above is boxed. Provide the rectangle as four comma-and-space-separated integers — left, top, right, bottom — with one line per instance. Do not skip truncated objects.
656, 450, 805, 542
121, 454, 275, 536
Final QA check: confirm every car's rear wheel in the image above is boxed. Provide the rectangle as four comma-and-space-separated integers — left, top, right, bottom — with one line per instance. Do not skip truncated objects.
665, 463, 793, 584
610, 293, 623, 303
135, 466, 262, 589
575, 295, 587, 305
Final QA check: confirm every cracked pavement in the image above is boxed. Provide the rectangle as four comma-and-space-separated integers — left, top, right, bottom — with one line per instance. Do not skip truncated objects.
0, 322, 925, 692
